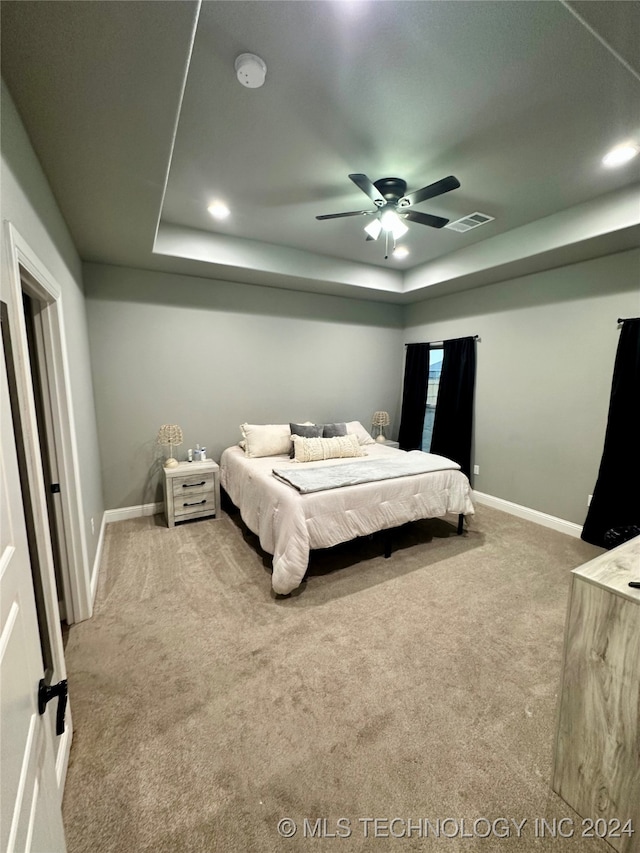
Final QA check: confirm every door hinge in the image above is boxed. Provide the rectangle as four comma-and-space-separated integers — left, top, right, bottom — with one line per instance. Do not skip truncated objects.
38, 678, 68, 735
50, 483, 60, 494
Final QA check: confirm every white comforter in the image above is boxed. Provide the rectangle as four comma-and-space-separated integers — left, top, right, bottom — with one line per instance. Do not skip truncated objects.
220, 444, 475, 595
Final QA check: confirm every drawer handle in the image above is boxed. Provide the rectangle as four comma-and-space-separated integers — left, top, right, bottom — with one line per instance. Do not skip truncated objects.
184, 499, 207, 507
183, 481, 206, 488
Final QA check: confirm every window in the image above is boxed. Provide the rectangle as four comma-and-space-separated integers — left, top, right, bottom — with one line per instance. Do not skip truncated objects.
421, 347, 443, 451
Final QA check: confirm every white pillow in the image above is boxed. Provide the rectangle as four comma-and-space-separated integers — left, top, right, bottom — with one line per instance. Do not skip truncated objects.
240, 423, 291, 458
291, 433, 365, 463
345, 420, 376, 446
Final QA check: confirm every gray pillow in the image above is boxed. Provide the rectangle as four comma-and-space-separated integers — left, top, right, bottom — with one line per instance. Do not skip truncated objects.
290, 423, 323, 456
322, 422, 348, 438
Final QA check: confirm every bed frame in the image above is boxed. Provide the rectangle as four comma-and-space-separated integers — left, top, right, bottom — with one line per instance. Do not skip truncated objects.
382, 512, 465, 558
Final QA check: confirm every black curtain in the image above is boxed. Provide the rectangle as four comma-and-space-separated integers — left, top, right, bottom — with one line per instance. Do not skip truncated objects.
430, 337, 476, 477
398, 343, 430, 450
581, 319, 640, 548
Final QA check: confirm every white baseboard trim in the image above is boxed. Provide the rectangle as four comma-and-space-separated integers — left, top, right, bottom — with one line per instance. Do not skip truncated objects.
88, 504, 162, 607
473, 491, 583, 539
90, 512, 107, 605
103, 502, 163, 524
55, 714, 72, 797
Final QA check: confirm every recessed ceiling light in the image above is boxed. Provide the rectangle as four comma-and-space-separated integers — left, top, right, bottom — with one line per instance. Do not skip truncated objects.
207, 201, 230, 220
393, 246, 409, 260
602, 143, 639, 168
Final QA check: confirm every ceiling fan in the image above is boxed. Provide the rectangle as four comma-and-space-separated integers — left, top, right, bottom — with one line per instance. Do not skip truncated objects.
316, 173, 460, 258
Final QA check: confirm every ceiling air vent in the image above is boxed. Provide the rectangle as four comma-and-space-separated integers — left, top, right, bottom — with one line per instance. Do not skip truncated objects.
445, 212, 495, 233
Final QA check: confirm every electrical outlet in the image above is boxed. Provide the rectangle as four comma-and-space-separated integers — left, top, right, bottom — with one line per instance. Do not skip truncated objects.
473, 465, 480, 476
91, 517, 95, 535
587, 494, 593, 507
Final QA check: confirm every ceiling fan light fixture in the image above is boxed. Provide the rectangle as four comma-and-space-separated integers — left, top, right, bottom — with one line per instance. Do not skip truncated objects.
208, 200, 230, 220
602, 143, 639, 167
317, 172, 460, 259
391, 219, 408, 239
380, 208, 408, 239
364, 219, 382, 240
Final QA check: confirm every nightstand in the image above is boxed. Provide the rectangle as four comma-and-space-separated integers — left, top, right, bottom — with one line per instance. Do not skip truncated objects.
378, 439, 399, 449
163, 460, 220, 527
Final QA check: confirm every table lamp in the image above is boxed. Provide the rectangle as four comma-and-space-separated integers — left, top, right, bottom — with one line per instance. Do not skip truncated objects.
372, 411, 390, 443
156, 424, 183, 468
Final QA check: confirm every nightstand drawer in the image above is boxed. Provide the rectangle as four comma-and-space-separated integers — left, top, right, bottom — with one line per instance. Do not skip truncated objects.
174, 494, 216, 518
171, 471, 214, 498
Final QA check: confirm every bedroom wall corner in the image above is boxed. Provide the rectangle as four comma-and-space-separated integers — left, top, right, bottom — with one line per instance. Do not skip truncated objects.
402, 248, 640, 527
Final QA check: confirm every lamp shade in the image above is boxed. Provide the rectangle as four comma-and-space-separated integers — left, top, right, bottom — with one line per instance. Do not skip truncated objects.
364, 218, 382, 240
372, 411, 390, 427
380, 210, 408, 239
156, 424, 183, 447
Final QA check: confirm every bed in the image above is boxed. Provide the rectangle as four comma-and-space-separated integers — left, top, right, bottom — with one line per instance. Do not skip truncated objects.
220, 423, 474, 595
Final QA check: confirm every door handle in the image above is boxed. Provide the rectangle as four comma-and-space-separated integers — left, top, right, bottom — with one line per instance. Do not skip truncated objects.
38, 678, 68, 735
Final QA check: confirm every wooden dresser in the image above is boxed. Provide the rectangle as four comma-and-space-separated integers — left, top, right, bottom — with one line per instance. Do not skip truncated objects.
552, 535, 640, 853
163, 460, 220, 527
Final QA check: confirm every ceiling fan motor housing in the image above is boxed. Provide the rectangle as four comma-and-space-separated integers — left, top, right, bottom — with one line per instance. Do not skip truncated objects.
373, 177, 407, 204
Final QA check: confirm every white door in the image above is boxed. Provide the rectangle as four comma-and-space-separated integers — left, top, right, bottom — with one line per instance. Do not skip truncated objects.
1, 318, 66, 851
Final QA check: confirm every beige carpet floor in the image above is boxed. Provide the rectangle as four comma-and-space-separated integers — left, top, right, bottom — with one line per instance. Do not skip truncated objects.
61, 503, 613, 852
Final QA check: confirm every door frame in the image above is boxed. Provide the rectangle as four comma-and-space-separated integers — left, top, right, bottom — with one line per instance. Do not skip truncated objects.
2, 220, 93, 793
3, 221, 92, 627
1, 301, 67, 851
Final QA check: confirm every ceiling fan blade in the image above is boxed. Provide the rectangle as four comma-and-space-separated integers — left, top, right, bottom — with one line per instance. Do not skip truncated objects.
348, 174, 386, 207
403, 210, 449, 229
398, 175, 460, 208
316, 209, 373, 220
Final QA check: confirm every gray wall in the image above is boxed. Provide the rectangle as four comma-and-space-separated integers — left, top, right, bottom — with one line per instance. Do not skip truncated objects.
84, 263, 405, 509
1, 80, 104, 572
86, 251, 639, 522
404, 248, 640, 525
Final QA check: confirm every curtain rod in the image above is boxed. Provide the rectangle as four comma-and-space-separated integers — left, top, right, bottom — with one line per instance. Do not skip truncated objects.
617, 317, 640, 323
405, 335, 479, 346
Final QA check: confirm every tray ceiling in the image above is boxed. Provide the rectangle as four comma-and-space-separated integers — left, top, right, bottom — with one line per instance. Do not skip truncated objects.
2, 1, 639, 302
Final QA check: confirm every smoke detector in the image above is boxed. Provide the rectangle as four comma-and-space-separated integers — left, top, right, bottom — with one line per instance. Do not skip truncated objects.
235, 53, 267, 88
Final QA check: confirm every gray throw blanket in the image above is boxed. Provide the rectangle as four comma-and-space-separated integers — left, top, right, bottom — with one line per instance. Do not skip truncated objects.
272, 451, 459, 494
